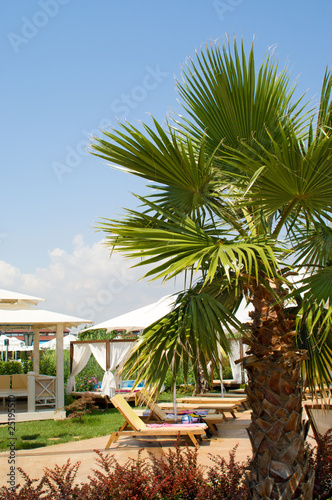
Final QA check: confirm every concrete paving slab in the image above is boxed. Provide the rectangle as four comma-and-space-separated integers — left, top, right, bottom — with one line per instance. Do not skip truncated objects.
0, 409, 317, 491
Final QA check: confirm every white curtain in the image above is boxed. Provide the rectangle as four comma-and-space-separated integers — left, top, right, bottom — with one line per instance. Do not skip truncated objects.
101, 341, 135, 398
66, 340, 136, 398
66, 344, 91, 394
90, 342, 107, 370
229, 341, 248, 384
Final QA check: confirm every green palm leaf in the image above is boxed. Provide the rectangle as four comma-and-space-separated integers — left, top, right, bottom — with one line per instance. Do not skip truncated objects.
176, 39, 307, 157
100, 201, 279, 283
220, 124, 332, 226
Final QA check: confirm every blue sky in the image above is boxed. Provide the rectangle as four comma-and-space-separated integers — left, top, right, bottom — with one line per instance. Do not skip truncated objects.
0, 0, 331, 324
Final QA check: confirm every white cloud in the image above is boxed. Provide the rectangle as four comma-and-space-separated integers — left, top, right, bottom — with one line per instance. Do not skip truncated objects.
0, 235, 179, 326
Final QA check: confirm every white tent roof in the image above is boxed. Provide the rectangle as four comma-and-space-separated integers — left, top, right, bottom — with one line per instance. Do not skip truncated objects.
0, 308, 92, 329
84, 295, 176, 333
0, 289, 45, 306
0, 335, 25, 350
0, 334, 25, 351
41, 334, 78, 350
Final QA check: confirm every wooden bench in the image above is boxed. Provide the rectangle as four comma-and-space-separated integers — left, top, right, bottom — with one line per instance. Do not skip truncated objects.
0, 374, 28, 409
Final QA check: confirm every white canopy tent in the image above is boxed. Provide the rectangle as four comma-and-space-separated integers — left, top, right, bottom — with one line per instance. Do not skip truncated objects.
40, 334, 78, 350
0, 334, 25, 360
66, 339, 137, 398
0, 334, 25, 350
81, 294, 176, 333
76, 295, 177, 399
0, 289, 91, 412
82, 294, 251, 393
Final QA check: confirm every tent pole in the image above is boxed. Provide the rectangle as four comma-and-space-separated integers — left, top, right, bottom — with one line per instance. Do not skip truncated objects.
172, 357, 177, 421
218, 343, 224, 397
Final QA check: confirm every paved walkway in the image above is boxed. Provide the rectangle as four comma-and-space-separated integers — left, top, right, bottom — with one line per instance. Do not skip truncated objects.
0, 411, 253, 489
0, 409, 317, 491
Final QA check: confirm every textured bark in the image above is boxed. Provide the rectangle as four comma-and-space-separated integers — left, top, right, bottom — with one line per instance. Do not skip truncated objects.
193, 360, 209, 395
243, 280, 314, 500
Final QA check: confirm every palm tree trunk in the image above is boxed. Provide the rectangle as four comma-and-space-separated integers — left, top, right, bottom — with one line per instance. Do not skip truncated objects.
193, 360, 209, 395
244, 280, 314, 499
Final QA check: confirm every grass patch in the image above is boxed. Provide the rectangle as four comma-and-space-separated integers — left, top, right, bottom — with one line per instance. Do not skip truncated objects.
0, 408, 124, 451
0, 391, 193, 451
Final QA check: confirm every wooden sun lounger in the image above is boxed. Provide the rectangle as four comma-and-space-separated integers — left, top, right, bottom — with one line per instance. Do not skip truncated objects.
158, 402, 239, 421
135, 390, 229, 435
177, 396, 249, 410
106, 394, 208, 449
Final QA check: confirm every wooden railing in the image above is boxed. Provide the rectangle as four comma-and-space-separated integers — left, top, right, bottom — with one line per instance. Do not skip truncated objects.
28, 372, 57, 412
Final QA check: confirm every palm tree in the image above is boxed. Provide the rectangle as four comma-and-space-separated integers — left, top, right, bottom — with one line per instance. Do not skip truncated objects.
91, 39, 332, 499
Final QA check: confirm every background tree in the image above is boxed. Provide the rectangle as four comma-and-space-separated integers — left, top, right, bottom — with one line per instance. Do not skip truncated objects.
91, 39, 332, 499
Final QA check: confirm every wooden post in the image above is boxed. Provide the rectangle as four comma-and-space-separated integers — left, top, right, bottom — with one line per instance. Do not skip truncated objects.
27, 371, 35, 412
33, 327, 40, 374
239, 338, 245, 385
70, 341, 73, 375
56, 324, 64, 409
106, 340, 110, 371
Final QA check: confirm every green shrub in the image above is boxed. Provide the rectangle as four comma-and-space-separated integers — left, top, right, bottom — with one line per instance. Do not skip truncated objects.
77, 356, 104, 385
0, 360, 23, 374
75, 375, 98, 391
39, 350, 71, 385
20, 352, 33, 374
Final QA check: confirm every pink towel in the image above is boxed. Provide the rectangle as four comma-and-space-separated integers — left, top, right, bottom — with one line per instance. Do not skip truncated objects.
146, 423, 206, 428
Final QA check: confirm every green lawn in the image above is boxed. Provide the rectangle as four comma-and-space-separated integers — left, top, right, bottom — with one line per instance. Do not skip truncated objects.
0, 391, 192, 451
0, 408, 124, 451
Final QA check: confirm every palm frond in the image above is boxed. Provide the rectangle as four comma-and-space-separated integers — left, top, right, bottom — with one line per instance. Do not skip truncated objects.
296, 304, 332, 392
289, 221, 332, 268
100, 201, 280, 284
176, 39, 308, 157
220, 123, 332, 229
315, 68, 332, 141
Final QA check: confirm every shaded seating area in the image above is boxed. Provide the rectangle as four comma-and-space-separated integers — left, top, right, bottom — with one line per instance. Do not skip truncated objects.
0, 374, 28, 409
67, 339, 137, 402
106, 394, 208, 449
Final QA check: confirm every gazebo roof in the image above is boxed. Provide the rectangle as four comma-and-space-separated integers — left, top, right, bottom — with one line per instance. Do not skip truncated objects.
0, 289, 45, 306
0, 308, 91, 329
0, 289, 91, 329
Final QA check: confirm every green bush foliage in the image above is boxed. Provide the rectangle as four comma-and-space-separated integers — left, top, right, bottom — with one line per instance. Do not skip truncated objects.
39, 350, 71, 385
19, 352, 33, 374
0, 360, 23, 375
76, 356, 104, 386
39, 347, 104, 390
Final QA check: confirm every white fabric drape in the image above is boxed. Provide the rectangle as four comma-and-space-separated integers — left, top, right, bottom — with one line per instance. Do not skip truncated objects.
66, 344, 91, 394
101, 341, 135, 398
229, 341, 248, 384
90, 342, 107, 370
66, 340, 136, 398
